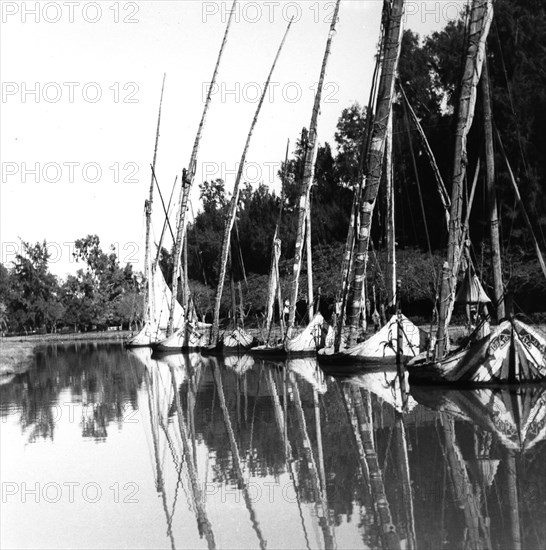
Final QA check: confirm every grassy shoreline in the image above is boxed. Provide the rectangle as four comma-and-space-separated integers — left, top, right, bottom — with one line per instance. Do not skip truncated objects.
1, 330, 133, 344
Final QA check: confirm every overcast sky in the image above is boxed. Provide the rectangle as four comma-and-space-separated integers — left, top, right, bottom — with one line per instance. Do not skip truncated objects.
0, 0, 465, 277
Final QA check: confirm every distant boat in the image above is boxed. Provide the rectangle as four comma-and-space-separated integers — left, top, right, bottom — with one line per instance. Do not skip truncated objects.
126, 75, 189, 348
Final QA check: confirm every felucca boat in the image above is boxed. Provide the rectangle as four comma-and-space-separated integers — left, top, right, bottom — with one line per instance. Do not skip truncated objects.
155, 0, 238, 354
407, 0, 546, 385
318, 0, 424, 370
282, 0, 342, 356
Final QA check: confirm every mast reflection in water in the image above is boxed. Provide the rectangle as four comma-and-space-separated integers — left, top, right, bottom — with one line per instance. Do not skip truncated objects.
1, 343, 545, 549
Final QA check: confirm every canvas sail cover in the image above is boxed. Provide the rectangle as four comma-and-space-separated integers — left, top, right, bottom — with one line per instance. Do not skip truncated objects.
126, 266, 186, 347
468, 320, 546, 383
223, 327, 255, 350
154, 321, 205, 351
285, 313, 334, 353
152, 266, 185, 331
455, 271, 491, 304
336, 314, 421, 360
412, 319, 546, 384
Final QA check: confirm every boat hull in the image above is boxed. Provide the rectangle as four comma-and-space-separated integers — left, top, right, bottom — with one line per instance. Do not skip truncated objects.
152, 323, 206, 354
408, 320, 546, 386
125, 322, 166, 348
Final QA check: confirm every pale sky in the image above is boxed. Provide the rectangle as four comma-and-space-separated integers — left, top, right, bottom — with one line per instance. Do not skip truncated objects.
0, 0, 465, 277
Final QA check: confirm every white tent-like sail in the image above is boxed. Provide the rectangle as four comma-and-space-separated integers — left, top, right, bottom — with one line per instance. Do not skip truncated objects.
318, 315, 423, 373
285, 313, 334, 355
409, 319, 546, 385
126, 264, 186, 347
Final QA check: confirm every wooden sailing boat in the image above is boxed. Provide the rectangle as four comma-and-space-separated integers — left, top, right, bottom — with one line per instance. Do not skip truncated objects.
155, 0, 237, 353
318, 0, 423, 368
126, 75, 189, 348
207, 19, 293, 354
283, 0, 341, 355
408, 0, 546, 385
249, 140, 289, 358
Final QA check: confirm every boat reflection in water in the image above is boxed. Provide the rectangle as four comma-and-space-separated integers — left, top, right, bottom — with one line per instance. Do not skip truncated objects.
1, 343, 545, 549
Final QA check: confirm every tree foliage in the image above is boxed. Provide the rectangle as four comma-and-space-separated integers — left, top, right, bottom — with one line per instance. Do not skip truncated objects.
2, 236, 140, 333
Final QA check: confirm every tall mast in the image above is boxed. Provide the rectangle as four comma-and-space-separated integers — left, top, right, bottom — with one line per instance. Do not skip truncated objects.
305, 200, 314, 319
287, 0, 342, 333
167, 0, 237, 337
347, 0, 405, 344
385, 112, 396, 311
436, 0, 494, 358
143, 74, 166, 325
482, 56, 505, 321
265, 140, 289, 342
210, 19, 293, 344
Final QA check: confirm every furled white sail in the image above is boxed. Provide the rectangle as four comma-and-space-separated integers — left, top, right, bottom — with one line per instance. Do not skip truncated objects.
409, 319, 546, 385
154, 320, 205, 352
222, 327, 255, 351
285, 313, 334, 354
126, 266, 186, 347
334, 315, 420, 360
321, 315, 421, 362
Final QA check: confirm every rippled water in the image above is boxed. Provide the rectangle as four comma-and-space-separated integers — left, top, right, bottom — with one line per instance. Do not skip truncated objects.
1, 343, 545, 549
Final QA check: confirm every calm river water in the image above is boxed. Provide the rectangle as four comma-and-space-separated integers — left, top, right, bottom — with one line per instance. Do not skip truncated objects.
1, 343, 545, 549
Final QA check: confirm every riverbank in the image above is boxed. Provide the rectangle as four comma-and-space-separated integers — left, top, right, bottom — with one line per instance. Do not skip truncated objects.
2, 330, 132, 344
0, 331, 132, 375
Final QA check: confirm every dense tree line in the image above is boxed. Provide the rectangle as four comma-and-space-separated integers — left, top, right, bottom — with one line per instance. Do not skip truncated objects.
0, 237, 142, 335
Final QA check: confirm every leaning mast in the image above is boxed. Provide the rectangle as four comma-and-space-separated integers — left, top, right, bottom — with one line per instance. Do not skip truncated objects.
346, 0, 405, 344
210, 19, 293, 345
436, 0, 494, 358
167, 0, 237, 336
287, 0, 342, 334
143, 74, 166, 327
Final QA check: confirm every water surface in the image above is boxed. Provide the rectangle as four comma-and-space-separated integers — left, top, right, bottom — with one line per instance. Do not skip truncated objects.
1, 343, 545, 549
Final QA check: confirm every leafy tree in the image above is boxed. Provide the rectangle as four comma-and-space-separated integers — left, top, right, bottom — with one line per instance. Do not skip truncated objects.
9, 241, 63, 332
333, 103, 368, 188
66, 235, 138, 329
